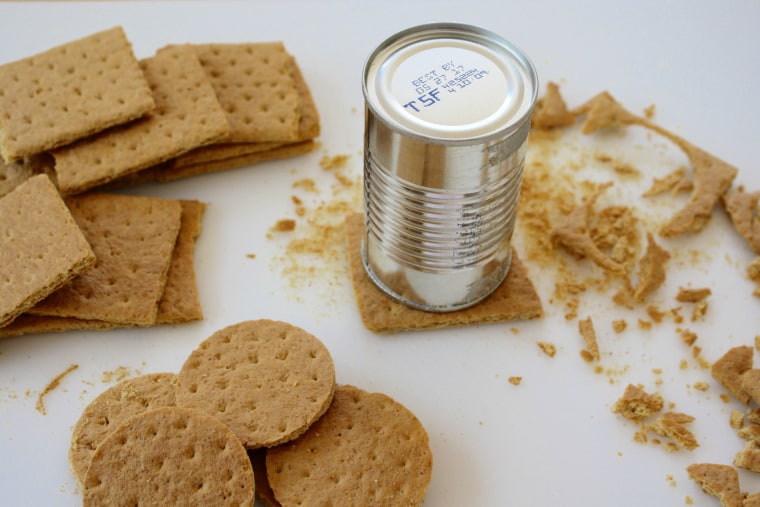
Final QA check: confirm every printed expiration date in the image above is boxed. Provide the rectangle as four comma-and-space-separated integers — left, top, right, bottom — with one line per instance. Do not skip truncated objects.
403, 60, 490, 113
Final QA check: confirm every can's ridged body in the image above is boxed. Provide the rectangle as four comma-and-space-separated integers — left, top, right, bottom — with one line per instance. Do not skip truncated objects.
362, 23, 537, 312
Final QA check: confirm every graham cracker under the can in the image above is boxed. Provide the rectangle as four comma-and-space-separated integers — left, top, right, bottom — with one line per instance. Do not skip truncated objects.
0, 174, 95, 328
69, 372, 178, 488
28, 193, 182, 326
82, 406, 255, 507
192, 42, 301, 143
266, 384, 433, 507
51, 44, 229, 195
175, 319, 335, 449
0, 26, 155, 162
345, 212, 543, 333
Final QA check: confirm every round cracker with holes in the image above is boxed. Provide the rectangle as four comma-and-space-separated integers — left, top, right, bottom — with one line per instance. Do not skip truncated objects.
69, 372, 177, 487
82, 406, 254, 506
266, 384, 433, 507
175, 319, 335, 449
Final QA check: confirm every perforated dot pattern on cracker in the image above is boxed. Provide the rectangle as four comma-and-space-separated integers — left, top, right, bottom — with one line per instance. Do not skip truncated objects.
176, 319, 335, 449
82, 406, 254, 507
0, 26, 155, 162
266, 385, 433, 507
0, 174, 95, 327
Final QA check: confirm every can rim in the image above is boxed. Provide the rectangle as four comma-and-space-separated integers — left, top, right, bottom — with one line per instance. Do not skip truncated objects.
362, 22, 538, 145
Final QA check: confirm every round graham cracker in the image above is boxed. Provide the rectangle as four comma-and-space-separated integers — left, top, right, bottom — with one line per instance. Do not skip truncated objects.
176, 319, 335, 449
69, 372, 177, 487
266, 385, 433, 507
82, 406, 254, 507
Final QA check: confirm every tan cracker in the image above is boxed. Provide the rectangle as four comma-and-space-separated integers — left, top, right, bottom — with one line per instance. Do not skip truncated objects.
345, 212, 542, 333
0, 174, 94, 327
0, 26, 154, 162
69, 372, 178, 487
266, 385, 433, 507
82, 406, 254, 507
176, 319, 335, 449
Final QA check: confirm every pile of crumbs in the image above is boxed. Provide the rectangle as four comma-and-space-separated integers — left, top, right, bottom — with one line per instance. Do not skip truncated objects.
267, 152, 362, 306
523, 82, 760, 504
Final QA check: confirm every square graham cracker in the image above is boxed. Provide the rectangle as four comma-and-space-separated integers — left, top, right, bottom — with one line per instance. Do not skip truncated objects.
0, 26, 155, 162
192, 42, 301, 143
344, 212, 543, 333
167, 55, 320, 170
0, 199, 205, 337
0, 174, 95, 328
28, 193, 182, 326
51, 44, 229, 195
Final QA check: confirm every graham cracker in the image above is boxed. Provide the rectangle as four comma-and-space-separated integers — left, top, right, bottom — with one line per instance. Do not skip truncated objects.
686, 463, 743, 507
28, 193, 182, 326
0, 174, 95, 327
712, 345, 754, 405
249, 449, 280, 507
175, 319, 335, 449
69, 373, 178, 488
0, 199, 204, 337
266, 385, 433, 507
155, 200, 206, 324
51, 44, 229, 195
82, 406, 254, 507
165, 55, 319, 171
344, 212, 543, 333
153, 140, 316, 182
0, 26, 155, 162
192, 42, 301, 143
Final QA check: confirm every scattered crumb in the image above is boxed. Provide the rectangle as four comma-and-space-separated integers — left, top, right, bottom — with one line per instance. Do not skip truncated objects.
537, 342, 557, 358
508, 376, 522, 386
246, 253, 256, 259
612, 319, 628, 333
693, 382, 709, 392
35, 364, 79, 415
270, 218, 296, 233
578, 316, 600, 362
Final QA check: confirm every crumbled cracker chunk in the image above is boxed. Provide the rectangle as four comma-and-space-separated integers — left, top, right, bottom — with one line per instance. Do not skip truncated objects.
741, 369, 760, 405
650, 412, 699, 451
676, 287, 712, 303
612, 384, 664, 421
735, 440, 760, 473
686, 463, 743, 507
578, 316, 600, 362
633, 233, 671, 302
712, 346, 754, 405
722, 190, 760, 254
531, 81, 575, 129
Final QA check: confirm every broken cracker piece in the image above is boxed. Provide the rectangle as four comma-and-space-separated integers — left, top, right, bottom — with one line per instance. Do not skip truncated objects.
676, 287, 712, 303
632, 232, 670, 303
551, 182, 626, 275
735, 440, 760, 473
723, 189, 760, 255
741, 369, 760, 406
712, 346, 754, 405
531, 81, 575, 129
571, 91, 640, 134
686, 463, 743, 507
578, 316, 600, 362
612, 384, 664, 421
650, 412, 699, 451
642, 167, 687, 197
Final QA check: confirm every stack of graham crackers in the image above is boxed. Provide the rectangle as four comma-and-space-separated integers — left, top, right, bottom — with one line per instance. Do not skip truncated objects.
0, 26, 320, 337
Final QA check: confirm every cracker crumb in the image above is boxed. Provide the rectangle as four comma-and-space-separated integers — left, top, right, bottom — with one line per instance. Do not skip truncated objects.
650, 412, 699, 451
612, 319, 628, 333
508, 376, 522, 386
35, 363, 79, 415
730, 410, 744, 430
693, 382, 709, 392
642, 167, 686, 198
270, 218, 296, 233
537, 342, 557, 358
679, 329, 698, 346
578, 316, 600, 362
712, 345, 753, 405
612, 384, 664, 421
675, 287, 712, 303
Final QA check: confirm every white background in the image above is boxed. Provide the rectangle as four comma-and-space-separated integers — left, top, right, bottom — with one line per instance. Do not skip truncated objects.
1, 1, 759, 506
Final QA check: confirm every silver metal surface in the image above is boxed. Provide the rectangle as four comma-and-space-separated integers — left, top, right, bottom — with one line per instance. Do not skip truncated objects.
362, 23, 537, 312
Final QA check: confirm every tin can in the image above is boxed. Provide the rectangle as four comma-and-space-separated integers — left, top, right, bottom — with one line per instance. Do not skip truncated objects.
361, 22, 538, 312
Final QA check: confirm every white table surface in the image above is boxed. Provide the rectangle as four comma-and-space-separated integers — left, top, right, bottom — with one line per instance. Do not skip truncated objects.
1, 1, 759, 506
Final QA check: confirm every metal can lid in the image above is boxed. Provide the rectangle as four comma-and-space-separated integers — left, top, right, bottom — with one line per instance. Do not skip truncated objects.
363, 23, 538, 143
